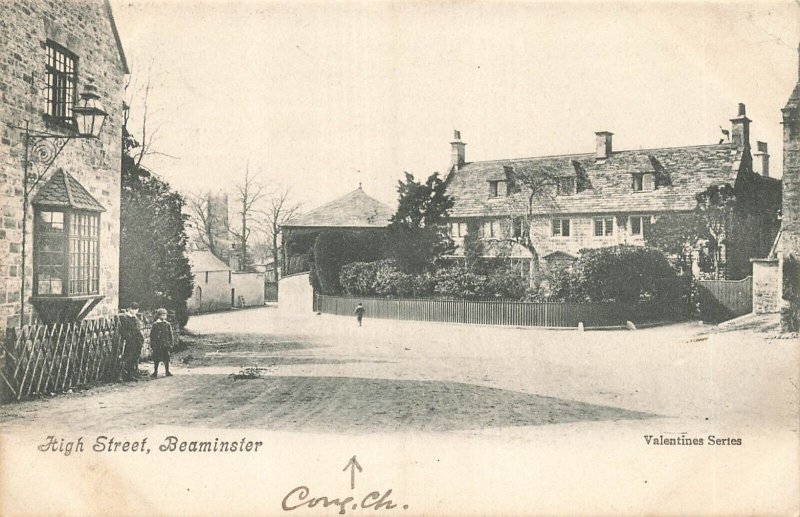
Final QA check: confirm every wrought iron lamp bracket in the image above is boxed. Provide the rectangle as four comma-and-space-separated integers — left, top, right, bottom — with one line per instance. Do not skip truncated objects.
24, 131, 73, 194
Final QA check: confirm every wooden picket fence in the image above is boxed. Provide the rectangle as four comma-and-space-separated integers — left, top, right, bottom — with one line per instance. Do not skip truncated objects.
0, 318, 124, 402
0, 313, 176, 403
315, 294, 686, 328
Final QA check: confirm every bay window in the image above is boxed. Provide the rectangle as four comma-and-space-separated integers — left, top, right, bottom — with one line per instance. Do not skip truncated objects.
34, 209, 100, 297
30, 169, 106, 323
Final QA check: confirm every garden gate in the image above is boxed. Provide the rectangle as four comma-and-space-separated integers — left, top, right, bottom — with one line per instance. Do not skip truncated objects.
697, 276, 753, 322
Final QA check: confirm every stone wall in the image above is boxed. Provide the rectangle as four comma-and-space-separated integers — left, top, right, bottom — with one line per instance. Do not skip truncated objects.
752, 259, 781, 314
0, 0, 127, 329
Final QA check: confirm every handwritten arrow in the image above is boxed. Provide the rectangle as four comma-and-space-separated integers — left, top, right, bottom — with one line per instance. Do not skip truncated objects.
343, 455, 363, 490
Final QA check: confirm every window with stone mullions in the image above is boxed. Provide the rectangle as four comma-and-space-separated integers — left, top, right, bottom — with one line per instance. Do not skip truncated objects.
594, 217, 614, 237
45, 41, 77, 125
552, 218, 570, 237
630, 215, 651, 237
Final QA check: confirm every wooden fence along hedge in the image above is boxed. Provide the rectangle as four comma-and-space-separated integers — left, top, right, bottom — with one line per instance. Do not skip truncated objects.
0, 315, 170, 403
315, 294, 686, 329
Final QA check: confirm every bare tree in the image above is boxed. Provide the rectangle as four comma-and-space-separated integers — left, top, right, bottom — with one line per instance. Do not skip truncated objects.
122, 60, 178, 167
257, 188, 301, 281
229, 164, 267, 271
496, 165, 561, 283
186, 192, 222, 256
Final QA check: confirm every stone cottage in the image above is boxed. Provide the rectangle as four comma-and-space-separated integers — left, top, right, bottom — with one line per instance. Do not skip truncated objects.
444, 103, 781, 278
0, 0, 128, 329
186, 247, 266, 314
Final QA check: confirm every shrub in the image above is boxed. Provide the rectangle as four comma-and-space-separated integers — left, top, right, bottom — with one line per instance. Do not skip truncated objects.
484, 265, 528, 299
339, 261, 372, 296
568, 245, 683, 304
340, 260, 414, 297
433, 266, 491, 299
524, 267, 577, 302
313, 230, 385, 294
374, 263, 414, 297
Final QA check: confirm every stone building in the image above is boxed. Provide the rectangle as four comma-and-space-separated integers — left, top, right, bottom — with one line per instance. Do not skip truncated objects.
753, 45, 800, 316
0, 0, 128, 329
444, 103, 781, 279
781, 46, 800, 258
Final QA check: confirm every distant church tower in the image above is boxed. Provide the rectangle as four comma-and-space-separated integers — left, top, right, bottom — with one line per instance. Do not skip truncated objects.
782, 44, 800, 255
207, 192, 232, 261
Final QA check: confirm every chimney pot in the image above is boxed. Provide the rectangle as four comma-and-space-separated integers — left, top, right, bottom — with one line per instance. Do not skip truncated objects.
753, 140, 770, 177
730, 103, 751, 150
595, 131, 613, 160
450, 129, 466, 169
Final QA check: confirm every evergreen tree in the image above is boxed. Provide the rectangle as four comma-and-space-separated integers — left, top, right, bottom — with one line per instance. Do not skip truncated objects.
388, 172, 454, 273
119, 128, 193, 325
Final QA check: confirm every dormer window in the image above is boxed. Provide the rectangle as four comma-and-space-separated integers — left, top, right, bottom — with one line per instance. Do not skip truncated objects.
489, 180, 507, 197
632, 173, 654, 192
556, 177, 576, 196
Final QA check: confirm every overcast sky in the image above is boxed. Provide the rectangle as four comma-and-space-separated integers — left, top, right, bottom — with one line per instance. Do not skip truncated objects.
111, 1, 800, 210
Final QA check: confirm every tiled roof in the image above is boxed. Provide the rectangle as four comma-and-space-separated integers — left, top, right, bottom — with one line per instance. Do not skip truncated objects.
283, 187, 394, 228
188, 249, 231, 273
32, 169, 106, 212
445, 143, 747, 218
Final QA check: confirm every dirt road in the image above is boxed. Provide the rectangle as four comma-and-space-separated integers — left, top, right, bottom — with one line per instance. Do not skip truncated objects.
1, 308, 798, 516
0, 307, 796, 433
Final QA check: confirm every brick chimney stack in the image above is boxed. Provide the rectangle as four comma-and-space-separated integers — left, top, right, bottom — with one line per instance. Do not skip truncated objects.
595, 131, 613, 160
730, 103, 751, 150
753, 141, 769, 177
450, 130, 466, 170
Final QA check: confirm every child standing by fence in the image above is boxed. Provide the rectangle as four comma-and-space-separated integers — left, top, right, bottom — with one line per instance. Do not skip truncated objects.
354, 303, 365, 327
119, 302, 144, 381
149, 308, 173, 378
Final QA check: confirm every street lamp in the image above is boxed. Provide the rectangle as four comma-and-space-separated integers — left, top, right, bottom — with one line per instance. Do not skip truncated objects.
13, 83, 109, 326
72, 83, 108, 138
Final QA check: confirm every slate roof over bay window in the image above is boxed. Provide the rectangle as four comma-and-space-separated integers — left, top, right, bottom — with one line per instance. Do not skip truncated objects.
445, 143, 749, 218
32, 169, 106, 212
